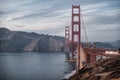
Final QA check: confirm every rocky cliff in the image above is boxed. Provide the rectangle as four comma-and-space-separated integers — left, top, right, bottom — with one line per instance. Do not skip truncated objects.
0, 28, 64, 52
69, 55, 120, 80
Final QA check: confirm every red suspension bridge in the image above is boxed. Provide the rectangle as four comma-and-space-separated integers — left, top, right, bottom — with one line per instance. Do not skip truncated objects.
64, 5, 119, 72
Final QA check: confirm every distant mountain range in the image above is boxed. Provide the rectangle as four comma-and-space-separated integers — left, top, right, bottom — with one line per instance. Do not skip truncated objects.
0, 28, 64, 52
91, 41, 120, 50
0, 28, 119, 52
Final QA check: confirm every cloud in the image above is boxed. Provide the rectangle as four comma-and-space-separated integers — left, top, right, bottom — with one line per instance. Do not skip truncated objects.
9, 7, 60, 21
0, 11, 5, 14
28, 25, 64, 35
80, 1, 120, 32
0, 0, 120, 42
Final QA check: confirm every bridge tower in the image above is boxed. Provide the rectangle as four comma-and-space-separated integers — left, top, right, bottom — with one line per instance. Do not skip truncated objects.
64, 26, 70, 52
71, 5, 81, 60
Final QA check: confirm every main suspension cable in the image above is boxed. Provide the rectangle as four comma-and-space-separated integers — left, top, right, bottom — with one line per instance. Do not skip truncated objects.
81, 11, 89, 46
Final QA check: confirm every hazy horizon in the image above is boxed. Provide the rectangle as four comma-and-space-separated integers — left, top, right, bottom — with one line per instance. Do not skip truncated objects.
0, 27, 119, 43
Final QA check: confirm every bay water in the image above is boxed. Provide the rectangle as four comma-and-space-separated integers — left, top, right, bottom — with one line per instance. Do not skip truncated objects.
0, 52, 75, 80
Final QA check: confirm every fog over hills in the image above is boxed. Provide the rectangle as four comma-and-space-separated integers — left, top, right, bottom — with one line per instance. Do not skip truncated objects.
0, 28, 119, 52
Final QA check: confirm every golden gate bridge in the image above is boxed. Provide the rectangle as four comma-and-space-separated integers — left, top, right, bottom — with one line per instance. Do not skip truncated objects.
63, 4, 119, 79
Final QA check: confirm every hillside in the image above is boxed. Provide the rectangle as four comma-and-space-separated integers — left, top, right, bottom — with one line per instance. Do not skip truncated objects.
0, 28, 64, 52
69, 55, 120, 80
92, 42, 114, 49
109, 40, 120, 49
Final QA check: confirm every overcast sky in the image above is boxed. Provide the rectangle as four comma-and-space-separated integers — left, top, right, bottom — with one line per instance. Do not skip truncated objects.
0, 0, 120, 42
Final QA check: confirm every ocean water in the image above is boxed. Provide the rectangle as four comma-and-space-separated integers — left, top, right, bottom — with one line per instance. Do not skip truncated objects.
0, 52, 75, 80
